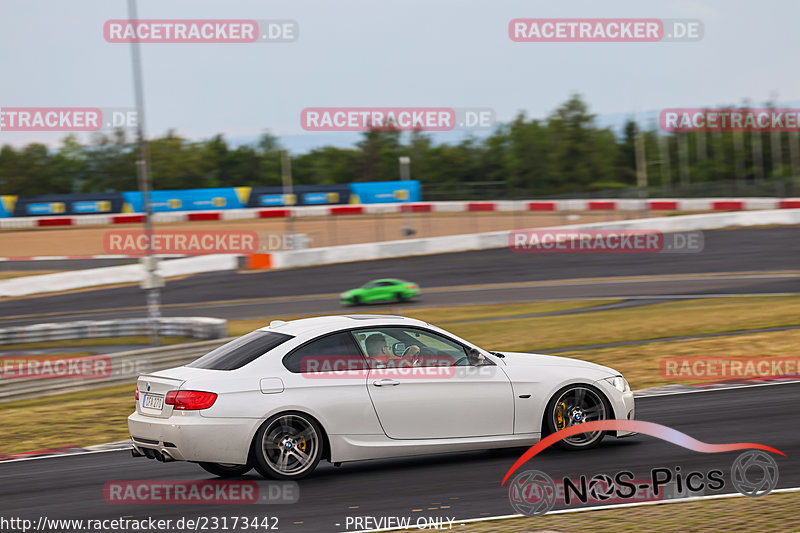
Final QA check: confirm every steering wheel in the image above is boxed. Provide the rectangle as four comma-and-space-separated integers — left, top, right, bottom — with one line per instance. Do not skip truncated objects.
402, 345, 423, 366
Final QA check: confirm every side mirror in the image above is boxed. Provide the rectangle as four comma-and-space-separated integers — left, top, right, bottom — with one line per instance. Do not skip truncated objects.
392, 343, 406, 356
466, 347, 483, 366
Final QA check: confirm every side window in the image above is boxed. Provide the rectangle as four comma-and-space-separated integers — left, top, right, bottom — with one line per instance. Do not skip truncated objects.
399, 328, 495, 367
187, 331, 293, 370
283, 331, 367, 373
354, 327, 492, 367
401, 328, 469, 366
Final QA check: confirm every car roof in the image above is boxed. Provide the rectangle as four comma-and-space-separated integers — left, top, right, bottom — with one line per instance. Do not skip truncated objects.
257, 315, 427, 338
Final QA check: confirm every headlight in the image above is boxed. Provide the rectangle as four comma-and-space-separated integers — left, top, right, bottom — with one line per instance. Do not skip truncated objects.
604, 375, 629, 393
340, 293, 349, 298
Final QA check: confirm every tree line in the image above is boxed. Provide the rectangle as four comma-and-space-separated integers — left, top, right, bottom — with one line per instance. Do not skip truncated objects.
1, 94, 796, 199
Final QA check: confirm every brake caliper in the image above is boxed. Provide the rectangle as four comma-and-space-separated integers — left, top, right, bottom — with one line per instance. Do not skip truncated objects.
555, 401, 567, 430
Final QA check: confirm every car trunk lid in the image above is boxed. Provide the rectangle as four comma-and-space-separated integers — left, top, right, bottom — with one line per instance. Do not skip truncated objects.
136, 374, 185, 419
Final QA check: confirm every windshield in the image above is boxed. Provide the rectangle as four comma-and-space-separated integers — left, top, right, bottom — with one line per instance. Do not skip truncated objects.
187, 330, 293, 370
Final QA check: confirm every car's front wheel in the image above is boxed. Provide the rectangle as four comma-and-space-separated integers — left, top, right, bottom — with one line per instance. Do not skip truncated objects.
544, 384, 610, 450
253, 413, 323, 480
198, 462, 253, 478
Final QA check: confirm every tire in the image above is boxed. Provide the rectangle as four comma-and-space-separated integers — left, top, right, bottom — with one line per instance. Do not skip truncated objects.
544, 384, 610, 451
352, 296, 361, 306
252, 412, 323, 480
198, 462, 253, 478
395, 292, 406, 303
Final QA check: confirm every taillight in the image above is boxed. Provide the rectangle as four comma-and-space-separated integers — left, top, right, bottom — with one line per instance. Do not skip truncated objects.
405, 284, 417, 289
164, 390, 217, 410
135, 385, 139, 401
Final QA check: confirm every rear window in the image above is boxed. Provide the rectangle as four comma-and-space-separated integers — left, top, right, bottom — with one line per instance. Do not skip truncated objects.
187, 331, 293, 370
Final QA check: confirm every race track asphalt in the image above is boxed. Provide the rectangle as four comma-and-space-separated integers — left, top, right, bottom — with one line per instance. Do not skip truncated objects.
0, 227, 799, 327
1, 383, 797, 532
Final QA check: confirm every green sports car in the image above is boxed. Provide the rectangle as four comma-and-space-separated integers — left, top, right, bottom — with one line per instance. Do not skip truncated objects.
340, 279, 420, 305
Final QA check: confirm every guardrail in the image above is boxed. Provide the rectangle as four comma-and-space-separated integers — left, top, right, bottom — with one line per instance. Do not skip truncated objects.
0, 318, 227, 345
0, 337, 233, 403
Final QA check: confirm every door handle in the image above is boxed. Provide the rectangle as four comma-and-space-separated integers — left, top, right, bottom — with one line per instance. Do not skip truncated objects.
373, 379, 400, 387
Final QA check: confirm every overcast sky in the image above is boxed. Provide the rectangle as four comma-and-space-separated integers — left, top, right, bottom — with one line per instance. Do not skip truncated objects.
0, 0, 797, 152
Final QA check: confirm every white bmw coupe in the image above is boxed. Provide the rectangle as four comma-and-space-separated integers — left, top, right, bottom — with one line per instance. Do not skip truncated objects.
128, 315, 635, 479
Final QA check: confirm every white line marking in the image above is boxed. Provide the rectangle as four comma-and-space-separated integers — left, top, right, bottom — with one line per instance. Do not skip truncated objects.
344, 487, 800, 532
636, 379, 800, 398
0, 445, 131, 464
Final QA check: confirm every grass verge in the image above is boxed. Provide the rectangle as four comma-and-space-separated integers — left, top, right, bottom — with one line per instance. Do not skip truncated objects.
557, 328, 800, 390
1, 384, 134, 454
437, 295, 800, 353
225, 300, 620, 337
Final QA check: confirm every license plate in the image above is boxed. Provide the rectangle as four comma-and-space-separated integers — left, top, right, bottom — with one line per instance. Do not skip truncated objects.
142, 394, 164, 410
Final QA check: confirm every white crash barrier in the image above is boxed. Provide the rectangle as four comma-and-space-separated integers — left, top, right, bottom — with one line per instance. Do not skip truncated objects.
0, 254, 238, 298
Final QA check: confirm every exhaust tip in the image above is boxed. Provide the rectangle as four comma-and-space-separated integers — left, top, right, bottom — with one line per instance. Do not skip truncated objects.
159, 449, 176, 463
131, 448, 145, 458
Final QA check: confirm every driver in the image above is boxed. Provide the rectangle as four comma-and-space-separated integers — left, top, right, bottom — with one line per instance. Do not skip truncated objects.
365, 334, 392, 357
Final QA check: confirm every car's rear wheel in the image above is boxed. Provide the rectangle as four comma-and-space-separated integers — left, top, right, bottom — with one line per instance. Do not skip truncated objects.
395, 292, 405, 302
198, 462, 252, 477
544, 384, 609, 450
253, 413, 323, 480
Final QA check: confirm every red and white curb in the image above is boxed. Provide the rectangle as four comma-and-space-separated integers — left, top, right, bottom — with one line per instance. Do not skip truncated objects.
1, 197, 798, 229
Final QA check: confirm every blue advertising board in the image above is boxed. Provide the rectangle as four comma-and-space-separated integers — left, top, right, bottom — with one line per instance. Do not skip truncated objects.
248, 185, 349, 207
121, 187, 251, 213
12, 193, 122, 217
0, 196, 17, 218
4, 180, 424, 218
348, 180, 420, 204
